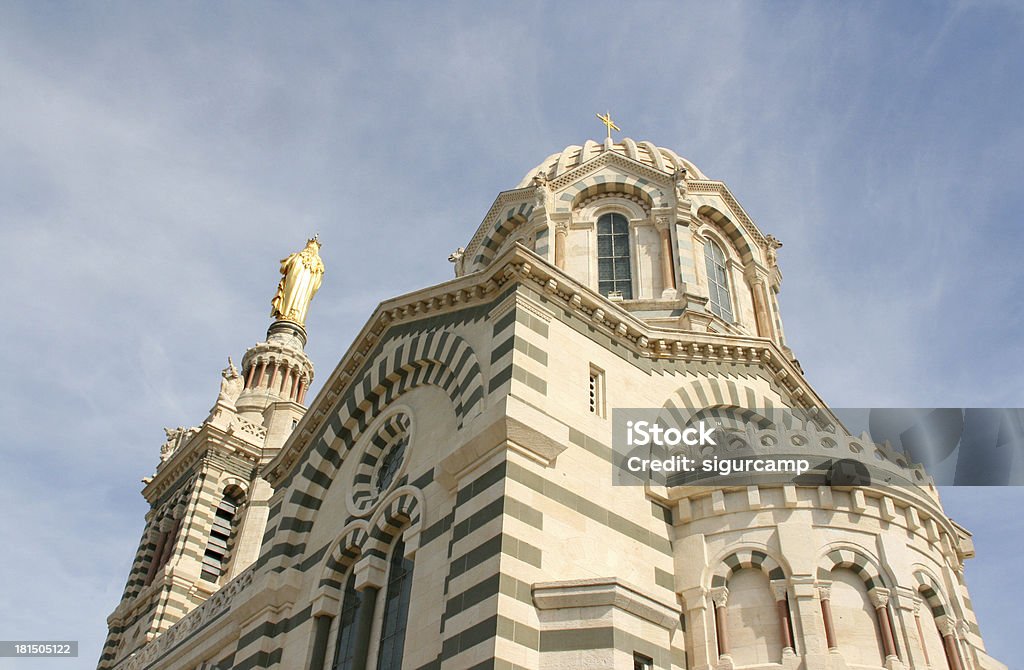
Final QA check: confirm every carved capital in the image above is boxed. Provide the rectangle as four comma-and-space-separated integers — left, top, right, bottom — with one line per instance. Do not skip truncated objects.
710, 586, 729, 608
869, 587, 891, 609
672, 167, 688, 197
554, 220, 569, 236
936, 615, 957, 637
770, 579, 789, 602
353, 554, 388, 591
816, 582, 832, 601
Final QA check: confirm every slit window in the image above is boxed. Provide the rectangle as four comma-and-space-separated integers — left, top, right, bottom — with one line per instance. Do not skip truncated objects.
589, 365, 605, 418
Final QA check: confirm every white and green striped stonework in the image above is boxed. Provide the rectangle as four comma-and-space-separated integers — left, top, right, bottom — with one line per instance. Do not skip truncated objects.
101, 140, 1005, 670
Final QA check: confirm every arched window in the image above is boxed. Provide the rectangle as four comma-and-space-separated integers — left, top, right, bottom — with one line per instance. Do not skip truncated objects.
703, 239, 733, 322
330, 571, 362, 670
829, 568, 885, 665
597, 213, 632, 299
200, 487, 244, 582
376, 537, 414, 670
726, 569, 784, 664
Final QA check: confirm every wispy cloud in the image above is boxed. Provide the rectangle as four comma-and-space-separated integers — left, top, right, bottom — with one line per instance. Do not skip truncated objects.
1, 2, 1021, 667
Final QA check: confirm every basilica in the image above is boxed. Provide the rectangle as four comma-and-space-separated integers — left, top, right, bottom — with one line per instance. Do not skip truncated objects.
100, 136, 1005, 670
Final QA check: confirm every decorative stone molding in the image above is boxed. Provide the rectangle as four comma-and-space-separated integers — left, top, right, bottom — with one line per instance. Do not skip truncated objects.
711, 548, 786, 588
936, 615, 958, 636
770, 579, 789, 602
687, 180, 769, 249
111, 566, 255, 670
354, 554, 388, 591
230, 415, 267, 440
710, 586, 729, 608
532, 577, 682, 630
576, 191, 650, 216
869, 587, 892, 609
652, 210, 673, 232
267, 244, 842, 487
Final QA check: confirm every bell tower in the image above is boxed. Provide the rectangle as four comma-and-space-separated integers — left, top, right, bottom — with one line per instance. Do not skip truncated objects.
97, 239, 324, 670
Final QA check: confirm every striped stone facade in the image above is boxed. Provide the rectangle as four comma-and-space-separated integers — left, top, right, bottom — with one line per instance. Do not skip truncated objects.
101, 140, 1005, 670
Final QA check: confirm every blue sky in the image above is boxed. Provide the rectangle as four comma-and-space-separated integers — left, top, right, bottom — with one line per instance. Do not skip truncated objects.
1, 2, 1021, 667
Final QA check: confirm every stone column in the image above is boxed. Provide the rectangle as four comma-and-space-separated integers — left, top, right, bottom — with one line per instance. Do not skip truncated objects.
353, 555, 386, 670
690, 222, 709, 294
870, 588, 899, 662
289, 370, 300, 401
268, 361, 279, 392
245, 363, 256, 389
276, 364, 286, 393
681, 587, 717, 670
350, 587, 379, 670
894, 589, 929, 669
817, 583, 838, 651
553, 221, 568, 270
938, 617, 965, 670
956, 621, 973, 670
711, 587, 731, 661
654, 216, 678, 296
770, 580, 795, 653
308, 614, 333, 670
143, 523, 167, 586
308, 590, 340, 670
915, 610, 931, 667
745, 269, 775, 339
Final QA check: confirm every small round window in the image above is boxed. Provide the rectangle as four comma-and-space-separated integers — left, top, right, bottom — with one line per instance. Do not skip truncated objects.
374, 434, 408, 493
349, 412, 411, 516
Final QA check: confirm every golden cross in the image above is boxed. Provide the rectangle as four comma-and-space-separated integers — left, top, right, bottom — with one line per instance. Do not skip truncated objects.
596, 111, 620, 140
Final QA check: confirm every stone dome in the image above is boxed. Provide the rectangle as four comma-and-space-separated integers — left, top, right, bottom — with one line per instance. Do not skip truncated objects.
515, 137, 708, 188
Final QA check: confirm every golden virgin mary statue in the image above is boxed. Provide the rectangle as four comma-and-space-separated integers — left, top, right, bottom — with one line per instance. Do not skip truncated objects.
271, 236, 325, 326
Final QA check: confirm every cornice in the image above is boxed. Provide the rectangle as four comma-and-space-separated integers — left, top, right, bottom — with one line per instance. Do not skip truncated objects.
265, 244, 835, 488
547, 150, 675, 194
464, 186, 536, 265
533, 577, 681, 629
687, 179, 769, 249
240, 340, 314, 378
144, 420, 263, 503
465, 152, 680, 265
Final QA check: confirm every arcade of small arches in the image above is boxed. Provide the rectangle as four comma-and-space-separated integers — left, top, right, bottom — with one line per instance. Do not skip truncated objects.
703, 547, 971, 670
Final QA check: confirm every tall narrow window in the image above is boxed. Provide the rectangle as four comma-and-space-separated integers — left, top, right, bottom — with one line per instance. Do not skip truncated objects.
704, 239, 734, 322
200, 489, 242, 582
376, 537, 414, 670
589, 365, 605, 418
330, 571, 362, 670
597, 213, 633, 299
